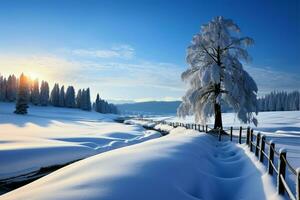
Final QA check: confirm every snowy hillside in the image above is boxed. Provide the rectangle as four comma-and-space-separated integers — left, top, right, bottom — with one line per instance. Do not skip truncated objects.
1, 127, 282, 200
0, 102, 160, 180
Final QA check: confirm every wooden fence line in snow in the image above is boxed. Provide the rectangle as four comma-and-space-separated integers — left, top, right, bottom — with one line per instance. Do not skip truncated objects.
140, 119, 300, 200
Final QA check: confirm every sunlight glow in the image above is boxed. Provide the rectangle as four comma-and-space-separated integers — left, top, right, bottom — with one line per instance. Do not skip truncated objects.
27, 71, 40, 80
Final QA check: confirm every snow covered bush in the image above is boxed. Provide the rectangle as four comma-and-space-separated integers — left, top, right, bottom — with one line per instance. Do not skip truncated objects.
178, 16, 258, 128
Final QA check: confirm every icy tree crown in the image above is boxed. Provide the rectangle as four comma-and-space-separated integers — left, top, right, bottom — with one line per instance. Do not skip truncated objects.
178, 16, 258, 126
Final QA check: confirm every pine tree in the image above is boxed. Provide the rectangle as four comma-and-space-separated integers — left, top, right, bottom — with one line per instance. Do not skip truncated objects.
65, 86, 76, 108
80, 89, 86, 110
40, 81, 49, 106
0, 76, 7, 101
59, 86, 65, 107
76, 89, 82, 108
79, 88, 91, 111
50, 83, 60, 106
6, 75, 17, 102
14, 73, 29, 114
31, 79, 40, 105
86, 88, 91, 111
95, 93, 100, 112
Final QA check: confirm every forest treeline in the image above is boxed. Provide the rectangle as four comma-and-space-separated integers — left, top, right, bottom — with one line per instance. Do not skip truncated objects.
0, 74, 118, 114
257, 91, 299, 111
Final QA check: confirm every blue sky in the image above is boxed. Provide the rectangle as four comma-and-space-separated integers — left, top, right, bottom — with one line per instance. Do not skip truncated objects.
0, 0, 299, 102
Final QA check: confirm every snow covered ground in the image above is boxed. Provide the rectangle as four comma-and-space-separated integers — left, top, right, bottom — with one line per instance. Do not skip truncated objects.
1, 104, 297, 199
1, 127, 283, 200
148, 111, 300, 168
147, 111, 300, 197
0, 103, 161, 180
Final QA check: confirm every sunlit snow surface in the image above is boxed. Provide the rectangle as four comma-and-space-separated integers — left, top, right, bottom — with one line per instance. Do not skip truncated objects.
0, 103, 160, 179
1, 103, 298, 200
149, 111, 300, 169
1, 127, 283, 200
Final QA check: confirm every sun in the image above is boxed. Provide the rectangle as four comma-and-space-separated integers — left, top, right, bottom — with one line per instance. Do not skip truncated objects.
27, 71, 40, 80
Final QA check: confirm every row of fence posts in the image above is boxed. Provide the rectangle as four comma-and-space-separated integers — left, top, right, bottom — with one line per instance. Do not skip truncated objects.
248, 130, 300, 199
162, 121, 300, 200
167, 122, 209, 133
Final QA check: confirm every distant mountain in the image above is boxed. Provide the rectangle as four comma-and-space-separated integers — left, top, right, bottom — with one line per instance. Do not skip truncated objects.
116, 101, 181, 115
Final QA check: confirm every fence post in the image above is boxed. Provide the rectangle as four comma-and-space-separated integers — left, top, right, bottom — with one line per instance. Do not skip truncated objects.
202, 125, 205, 132
205, 125, 208, 133
246, 127, 250, 145
230, 126, 233, 141
218, 129, 221, 141
296, 168, 300, 200
194, 124, 197, 130
277, 149, 287, 195
268, 141, 275, 175
239, 126, 242, 144
198, 124, 200, 131
250, 129, 254, 151
255, 132, 261, 157
259, 135, 265, 162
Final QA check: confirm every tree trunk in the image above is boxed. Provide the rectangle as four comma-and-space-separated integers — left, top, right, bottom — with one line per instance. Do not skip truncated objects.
214, 103, 223, 129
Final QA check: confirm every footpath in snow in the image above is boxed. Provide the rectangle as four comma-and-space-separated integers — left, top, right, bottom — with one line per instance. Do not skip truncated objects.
1, 126, 282, 200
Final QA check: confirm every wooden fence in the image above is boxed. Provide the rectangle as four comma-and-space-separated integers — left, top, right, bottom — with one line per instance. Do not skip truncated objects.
141, 119, 300, 200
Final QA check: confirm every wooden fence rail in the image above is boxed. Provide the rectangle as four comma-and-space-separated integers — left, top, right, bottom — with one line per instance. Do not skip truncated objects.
138, 118, 300, 200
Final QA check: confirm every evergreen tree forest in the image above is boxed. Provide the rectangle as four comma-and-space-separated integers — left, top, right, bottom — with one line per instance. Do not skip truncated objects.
257, 91, 300, 111
0, 73, 118, 114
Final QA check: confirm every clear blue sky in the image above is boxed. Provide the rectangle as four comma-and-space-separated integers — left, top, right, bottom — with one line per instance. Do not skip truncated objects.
0, 0, 299, 102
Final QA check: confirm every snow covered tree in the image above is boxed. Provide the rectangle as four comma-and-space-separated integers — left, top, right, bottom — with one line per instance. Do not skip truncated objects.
257, 91, 300, 111
59, 86, 65, 107
14, 73, 29, 114
40, 80, 49, 106
65, 86, 76, 108
30, 79, 40, 105
178, 16, 258, 129
50, 83, 60, 106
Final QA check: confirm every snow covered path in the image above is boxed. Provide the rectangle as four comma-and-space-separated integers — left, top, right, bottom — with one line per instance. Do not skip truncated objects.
1, 128, 282, 200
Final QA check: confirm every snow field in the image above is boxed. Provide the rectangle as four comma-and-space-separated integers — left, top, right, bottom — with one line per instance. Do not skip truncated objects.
0, 103, 161, 179
1, 127, 282, 200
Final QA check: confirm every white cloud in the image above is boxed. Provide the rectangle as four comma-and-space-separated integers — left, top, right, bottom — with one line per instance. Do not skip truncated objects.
1, 50, 298, 101
67, 45, 135, 59
0, 54, 81, 83
244, 65, 300, 95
